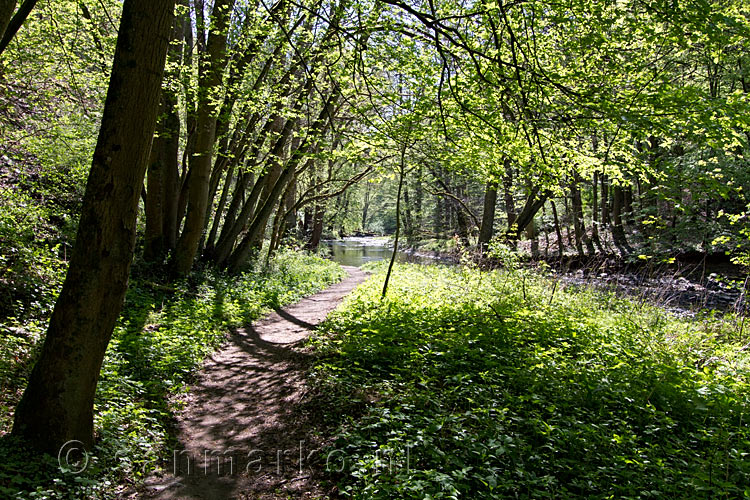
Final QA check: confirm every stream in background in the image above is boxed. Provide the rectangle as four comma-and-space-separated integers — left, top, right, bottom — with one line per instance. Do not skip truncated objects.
324, 237, 431, 267
324, 237, 747, 315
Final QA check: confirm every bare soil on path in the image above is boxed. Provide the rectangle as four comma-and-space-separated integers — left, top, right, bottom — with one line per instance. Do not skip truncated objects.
134, 266, 368, 500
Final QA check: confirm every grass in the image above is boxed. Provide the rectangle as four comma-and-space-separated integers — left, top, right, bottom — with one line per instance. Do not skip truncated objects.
308, 262, 750, 499
0, 250, 346, 499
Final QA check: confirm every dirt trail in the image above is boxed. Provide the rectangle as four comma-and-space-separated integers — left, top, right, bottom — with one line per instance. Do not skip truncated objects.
137, 266, 368, 500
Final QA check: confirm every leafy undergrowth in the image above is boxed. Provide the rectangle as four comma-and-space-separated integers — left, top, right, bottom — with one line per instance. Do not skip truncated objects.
0, 250, 345, 499
309, 262, 750, 499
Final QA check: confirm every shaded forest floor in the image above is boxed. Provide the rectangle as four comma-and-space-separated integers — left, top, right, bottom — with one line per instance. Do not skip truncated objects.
131, 266, 368, 500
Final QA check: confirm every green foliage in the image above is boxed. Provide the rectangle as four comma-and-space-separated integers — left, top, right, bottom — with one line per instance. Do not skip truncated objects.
0, 250, 345, 499
310, 263, 750, 499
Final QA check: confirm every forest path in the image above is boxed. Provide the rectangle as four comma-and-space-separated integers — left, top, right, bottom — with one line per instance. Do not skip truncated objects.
137, 266, 368, 500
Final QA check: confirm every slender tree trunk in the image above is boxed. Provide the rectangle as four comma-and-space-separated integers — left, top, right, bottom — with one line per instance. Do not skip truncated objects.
624, 185, 635, 226
403, 186, 413, 245
11, 0, 174, 452
361, 181, 370, 231
502, 168, 516, 229
591, 171, 604, 253
542, 204, 550, 258
172, 0, 233, 275
144, 127, 165, 262
571, 176, 594, 256
204, 164, 235, 253
551, 199, 563, 258
382, 145, 406, 299
414, 163, 423, 231
434, 193, 444, 238
283, 173, 297, 236
601, 173, 610, 226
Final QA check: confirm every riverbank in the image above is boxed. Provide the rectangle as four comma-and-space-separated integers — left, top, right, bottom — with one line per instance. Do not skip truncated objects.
324, 237, 748, 315
307, 261, 750, 498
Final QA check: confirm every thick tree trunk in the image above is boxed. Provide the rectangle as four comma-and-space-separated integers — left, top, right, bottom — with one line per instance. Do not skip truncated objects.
11, 0, 174, 452
526, 215, 538, 258
308, 202, 325, 251
478, 180, 497, 252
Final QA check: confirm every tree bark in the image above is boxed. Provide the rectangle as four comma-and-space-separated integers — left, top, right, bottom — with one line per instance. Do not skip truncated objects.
0, 0, 36, 57
550, 199, 564, 258
591, 171, 604, 253
0, 1, 16, 45
172, 0, 234, 275
382, 143, 406, 299
144, 15, 183, 262
11, 0, 174, 452
478, 180, 498, 252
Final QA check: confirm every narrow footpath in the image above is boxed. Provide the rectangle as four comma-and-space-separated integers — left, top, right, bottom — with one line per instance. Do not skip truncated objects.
137, 266, 368, 500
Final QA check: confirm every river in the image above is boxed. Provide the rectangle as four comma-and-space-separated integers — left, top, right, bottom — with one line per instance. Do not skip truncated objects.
324, 237, 432, 267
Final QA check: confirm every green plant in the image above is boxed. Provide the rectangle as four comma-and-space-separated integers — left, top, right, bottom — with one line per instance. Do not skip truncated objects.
309, 263, 750, 499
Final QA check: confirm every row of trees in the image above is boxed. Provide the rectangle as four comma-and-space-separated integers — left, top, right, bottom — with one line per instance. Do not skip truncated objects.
1, 0, 748, 451
309, 0, 750, 262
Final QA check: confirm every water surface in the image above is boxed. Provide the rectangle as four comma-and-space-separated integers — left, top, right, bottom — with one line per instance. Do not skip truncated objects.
325, 237, 427, 267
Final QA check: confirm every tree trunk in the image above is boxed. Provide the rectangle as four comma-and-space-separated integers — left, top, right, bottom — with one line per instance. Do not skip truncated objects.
502, 168, 516, 229
526, 215, 538, 258
308, 202, 325, 251
144, 16, 183, 262
382, 144, 406, 299
0, 0, 37, 57
11, 0, 174, 452
0, 1, 16, 45
601, 173, 610, 226
571, 177, 593, 256
478, 180, 497, 252
361, 181, 370, 231
172, 0, 233, 275
434, 193, 444, 238
550, 199, 564, 258
403, 186, 413, 244
591, 171, 604, 253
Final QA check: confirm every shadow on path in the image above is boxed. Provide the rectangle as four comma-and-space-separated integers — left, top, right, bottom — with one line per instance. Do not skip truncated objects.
137, 267, 368, 500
